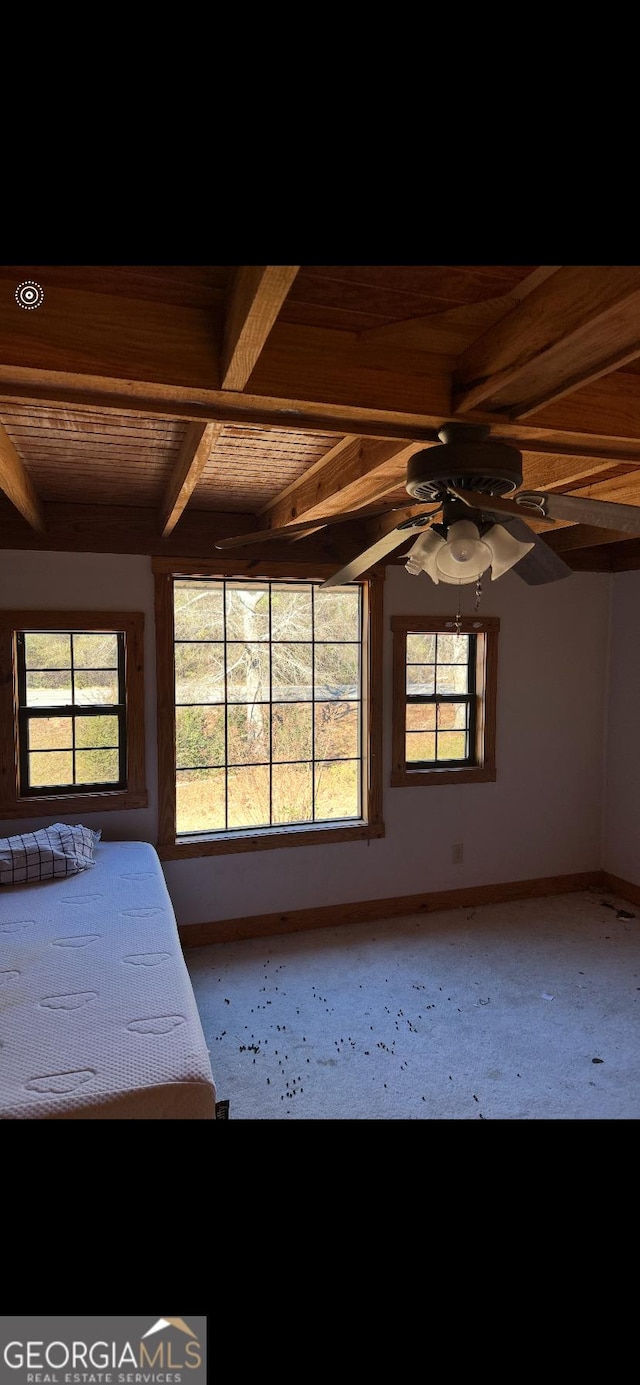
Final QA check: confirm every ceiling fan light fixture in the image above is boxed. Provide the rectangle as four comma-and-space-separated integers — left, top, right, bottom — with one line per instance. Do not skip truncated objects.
434, 521, 492, 583
485, 523, 535, 580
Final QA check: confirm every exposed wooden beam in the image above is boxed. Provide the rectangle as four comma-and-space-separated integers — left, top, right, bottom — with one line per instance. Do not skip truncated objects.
572, 473, 640, 506
221, 266, 300, 391
7, 303, 640, 455
543, 523, 630, 552
0, 422, 44, 530
357, 267, 562, 350
521, 452, 640, 493
257, 435, 360, 523
259, 437, 426, 531
7, 287, 640, 461
453, 266, 640, 416
0, 499, 370, 563
160, 421, 223, 537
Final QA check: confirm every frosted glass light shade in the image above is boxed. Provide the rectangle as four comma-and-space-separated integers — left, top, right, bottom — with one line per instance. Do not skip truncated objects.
405, 529, 446, 581
486, 523, 535, 579
405, 519, 536, 586
435, 521, 492, 582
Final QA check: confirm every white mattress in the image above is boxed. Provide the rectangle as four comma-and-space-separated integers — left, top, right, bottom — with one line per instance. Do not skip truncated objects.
0, 840, 217, 1119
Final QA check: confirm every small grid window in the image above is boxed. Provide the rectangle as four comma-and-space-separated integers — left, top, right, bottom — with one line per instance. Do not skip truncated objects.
16, 630, 127, 795
173, 578, 364, 836
391, 615, 499, 787
405, 631, 476, 767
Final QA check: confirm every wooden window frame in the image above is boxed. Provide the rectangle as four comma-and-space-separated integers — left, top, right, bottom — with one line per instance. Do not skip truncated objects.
391, 614, 499, 787
0, 610, 147, 818
153, 557, 385, 859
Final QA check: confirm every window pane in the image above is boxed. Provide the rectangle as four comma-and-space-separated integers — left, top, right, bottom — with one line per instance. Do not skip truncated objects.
74, 670, 120, 705
75, 749, 119, 783
313, 589, 360, 641
406, 633, 435, 662
226, 643, 270, 703
174, 581, 224, 640
177, 768, 225, 833
227, 765, 271, 828
225, 585, 270, 641
26, 671, 73, 706
227, 704, 269, 765
72, 633, 118, 668
272, 763, 313, 824
438, 731, 468, 760
406, 732, 436, 762
271, 586, 312, 641
29, 751, 74, 786
271, 704, 312, 762
437, 702, 468, 730
315, 643, 359, 699
74, 714, 119, 748
175, 643, 224, 704
435, 665, 469, 695
436, 633, 469, 664
272, 642, 312, 701
176, 706, 225, 769
406, 704, 436, 731
314, 702, 359, 759
314, 760, 359, 819
28, 716, 73, 750
24, 633, 70, 669
406, 664, 435, 695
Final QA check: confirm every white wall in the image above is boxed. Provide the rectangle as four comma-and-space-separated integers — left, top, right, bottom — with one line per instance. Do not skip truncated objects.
0, 550, 611, 926
602, 570, 640, 884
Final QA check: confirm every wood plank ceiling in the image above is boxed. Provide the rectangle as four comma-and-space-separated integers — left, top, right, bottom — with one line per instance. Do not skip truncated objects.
1, 263, 640, 572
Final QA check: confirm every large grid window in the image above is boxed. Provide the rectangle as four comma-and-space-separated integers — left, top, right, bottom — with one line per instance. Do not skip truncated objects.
391, 615, 499, 787
174, 579, 363, 835
0, 610, 147, 818
153, 561, 384, 858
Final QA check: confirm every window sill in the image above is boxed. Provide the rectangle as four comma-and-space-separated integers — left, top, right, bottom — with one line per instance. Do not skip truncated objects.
0, 789, 148, 819
158, 818, 385, 859
391, 767, 496, 787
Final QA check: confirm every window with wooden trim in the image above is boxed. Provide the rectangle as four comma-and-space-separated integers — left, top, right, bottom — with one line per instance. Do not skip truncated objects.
153, 560, 384, 858
0, 611, 147, 818
391, 615, 499, 787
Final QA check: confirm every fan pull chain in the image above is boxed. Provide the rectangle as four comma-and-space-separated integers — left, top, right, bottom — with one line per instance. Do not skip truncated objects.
455, 589, 462, 636
475, 578, 482, 611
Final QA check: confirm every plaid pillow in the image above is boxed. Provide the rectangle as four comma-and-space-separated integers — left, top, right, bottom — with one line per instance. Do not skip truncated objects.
0, 823, 102, 886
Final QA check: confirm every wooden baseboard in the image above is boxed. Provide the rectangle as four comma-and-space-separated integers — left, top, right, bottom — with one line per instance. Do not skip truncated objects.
178, 869, 605, 948
601, 872, 640, 906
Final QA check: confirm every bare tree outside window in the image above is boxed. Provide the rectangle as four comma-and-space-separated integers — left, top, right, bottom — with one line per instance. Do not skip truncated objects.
173, 579, 363, 835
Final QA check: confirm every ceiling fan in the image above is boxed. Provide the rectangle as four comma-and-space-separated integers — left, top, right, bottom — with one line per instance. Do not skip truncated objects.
215, 422, 640, 590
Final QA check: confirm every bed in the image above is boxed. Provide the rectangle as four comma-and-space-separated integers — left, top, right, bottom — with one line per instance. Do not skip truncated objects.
0, 837, 218, 1119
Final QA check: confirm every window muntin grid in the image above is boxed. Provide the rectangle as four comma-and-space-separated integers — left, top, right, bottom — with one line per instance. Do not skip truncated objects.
173, 579, 364, 836
16, 630, 127, 794
405, 631, 477, 767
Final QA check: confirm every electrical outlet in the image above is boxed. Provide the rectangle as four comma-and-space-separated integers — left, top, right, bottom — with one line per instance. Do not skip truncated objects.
452, 842, 464, 865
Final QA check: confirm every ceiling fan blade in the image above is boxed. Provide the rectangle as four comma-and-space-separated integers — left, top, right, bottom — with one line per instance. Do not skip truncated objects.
448, 487, 557, 524
531, 491, 640, 534
498, 517, 573, 585
319, 514, 441, 589
452, 485, 640, 537
214, 499, 420, 550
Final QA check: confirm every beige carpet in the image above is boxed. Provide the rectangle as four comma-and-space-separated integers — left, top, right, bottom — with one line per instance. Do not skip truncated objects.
185, 888, 640, 1120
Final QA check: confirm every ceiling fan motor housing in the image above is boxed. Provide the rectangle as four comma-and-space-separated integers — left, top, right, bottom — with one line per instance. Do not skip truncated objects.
406, 422, 524, 502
